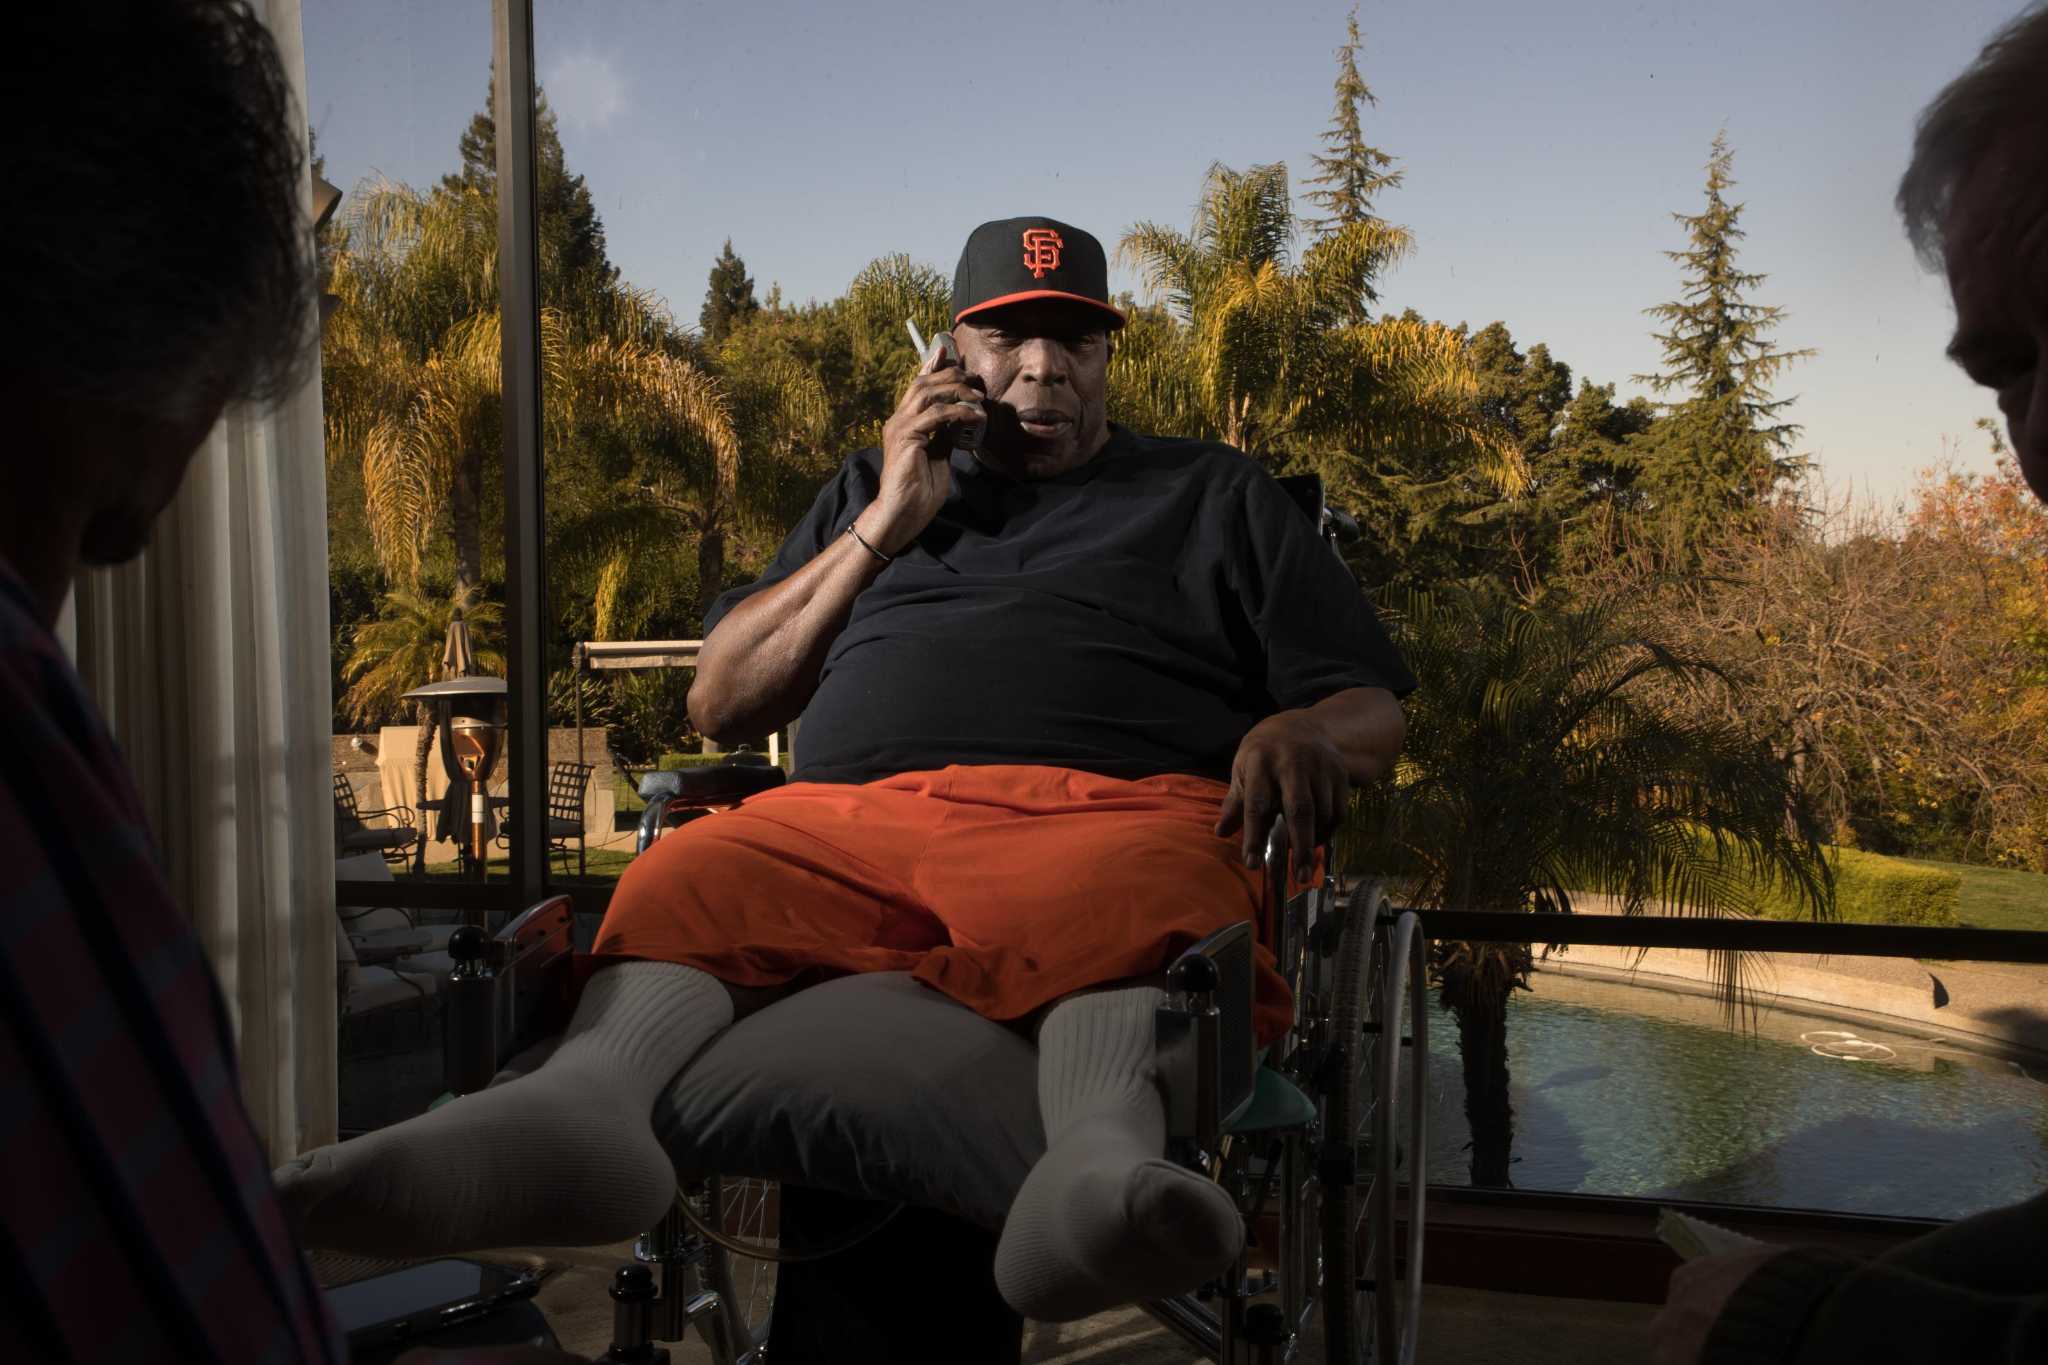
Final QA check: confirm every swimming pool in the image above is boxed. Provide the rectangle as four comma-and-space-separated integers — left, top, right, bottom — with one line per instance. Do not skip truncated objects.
1420, 971, 2048, 1221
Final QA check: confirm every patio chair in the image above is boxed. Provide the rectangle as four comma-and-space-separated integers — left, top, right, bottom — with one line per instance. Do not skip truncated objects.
546, 759, 595, 876
334, 771, 422, 867
333, 914, 438, 1059
337, 851, 458, 975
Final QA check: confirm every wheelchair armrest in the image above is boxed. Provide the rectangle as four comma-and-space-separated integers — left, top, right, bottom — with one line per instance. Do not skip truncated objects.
634, 762, 789, 853
442, 896, 577, 1096
1156, 919, 1257, 1152
636, 761, 786, 806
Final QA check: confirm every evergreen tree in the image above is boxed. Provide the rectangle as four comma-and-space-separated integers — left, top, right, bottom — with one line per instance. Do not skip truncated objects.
1633, 133, 1812, 524
1393, 322, 1655, 590
1466, 322, 1572, 458
441, 81, 619, 304
1302, 9, 1403, 242
699, 239, 760, 351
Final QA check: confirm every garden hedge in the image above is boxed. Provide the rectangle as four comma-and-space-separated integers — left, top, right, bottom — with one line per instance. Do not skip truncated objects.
1749, 846, 1962, 928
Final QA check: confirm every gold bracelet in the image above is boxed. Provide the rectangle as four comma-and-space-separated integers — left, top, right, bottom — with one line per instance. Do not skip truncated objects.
846, 523, 892, 565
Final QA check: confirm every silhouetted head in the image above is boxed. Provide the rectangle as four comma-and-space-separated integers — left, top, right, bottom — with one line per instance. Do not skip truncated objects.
1900, 3, 2048, 501
0, 0, 312, 614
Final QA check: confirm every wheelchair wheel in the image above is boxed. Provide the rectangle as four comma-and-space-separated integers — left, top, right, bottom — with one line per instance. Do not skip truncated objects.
1318, 888, 1426, 1365
674, 1177, 906, 1360
677, 1175, 904, 1265
689, 1176, 780, 1352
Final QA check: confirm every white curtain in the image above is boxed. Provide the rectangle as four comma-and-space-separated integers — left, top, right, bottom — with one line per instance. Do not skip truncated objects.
71, 0, 336, 1163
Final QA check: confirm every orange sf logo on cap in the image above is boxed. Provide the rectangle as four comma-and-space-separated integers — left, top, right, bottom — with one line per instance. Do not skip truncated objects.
1021, 227, 1064, 278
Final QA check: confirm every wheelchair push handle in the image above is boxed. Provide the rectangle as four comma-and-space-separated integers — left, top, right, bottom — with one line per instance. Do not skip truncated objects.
1169, 952, 1220, 995
1262, 813, 1329, 897
447, 924, 488, 974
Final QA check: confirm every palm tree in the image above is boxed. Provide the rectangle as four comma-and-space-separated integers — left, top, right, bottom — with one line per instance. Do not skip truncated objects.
714, 350, 832, 608
1116, 161, 1525, 507
324, 175, 502, 600
340, 586, 505, 872
842, 252, 951, 372
327, 175, 683, 593
1343, 585, 1833, 1185
329, 167, 821, 632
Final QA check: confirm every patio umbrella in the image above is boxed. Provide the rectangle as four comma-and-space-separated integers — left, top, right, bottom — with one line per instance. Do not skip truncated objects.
442, 607, 478, 680
404, 608, 485, 873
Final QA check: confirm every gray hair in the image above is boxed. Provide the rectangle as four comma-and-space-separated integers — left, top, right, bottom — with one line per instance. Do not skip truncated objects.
1898, 2, 2048, 271
0, 1, 315, 423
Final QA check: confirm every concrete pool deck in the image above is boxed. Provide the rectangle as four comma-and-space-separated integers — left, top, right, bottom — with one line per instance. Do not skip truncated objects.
1537, 898, 2048, 1065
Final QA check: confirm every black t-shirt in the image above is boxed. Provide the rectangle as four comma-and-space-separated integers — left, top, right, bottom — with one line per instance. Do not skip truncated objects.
704, 426, 1416, 785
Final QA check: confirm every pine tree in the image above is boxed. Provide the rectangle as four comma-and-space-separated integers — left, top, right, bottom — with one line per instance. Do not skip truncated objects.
1302, 9, 1403, 238
699, 239, 760, 351
1466, 322, 1572, 459
1429, 322, 1652, 588
1633, 132, 1813, 520
441, 82, 619, 302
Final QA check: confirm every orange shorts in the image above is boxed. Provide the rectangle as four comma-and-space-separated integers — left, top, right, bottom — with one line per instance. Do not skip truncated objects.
594, 765, 1293, 1046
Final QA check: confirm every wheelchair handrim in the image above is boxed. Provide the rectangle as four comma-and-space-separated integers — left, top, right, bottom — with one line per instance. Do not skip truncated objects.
673, 1180, 907, 1265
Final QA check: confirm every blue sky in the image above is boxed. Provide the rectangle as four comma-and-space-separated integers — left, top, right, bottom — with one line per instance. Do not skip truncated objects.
302, 0, 2027, 506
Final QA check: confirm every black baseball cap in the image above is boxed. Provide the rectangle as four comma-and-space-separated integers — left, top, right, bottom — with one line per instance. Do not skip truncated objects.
951, 216, 1126, 331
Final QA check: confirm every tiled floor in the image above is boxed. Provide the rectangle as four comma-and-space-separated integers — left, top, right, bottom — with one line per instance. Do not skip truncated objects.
507, 1239, 1656, 1362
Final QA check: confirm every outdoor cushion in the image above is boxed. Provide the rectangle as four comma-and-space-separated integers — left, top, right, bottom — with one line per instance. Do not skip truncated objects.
393, 948, 455, 977
334, 917, 438, 1015
495, 971, 1046, 1230
340, 824, 413, 853
337, 852, 456, 953
350, 927, 434, 958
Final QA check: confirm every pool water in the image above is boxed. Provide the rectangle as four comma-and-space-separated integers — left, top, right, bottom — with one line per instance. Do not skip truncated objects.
1417, 973, 2048, 1221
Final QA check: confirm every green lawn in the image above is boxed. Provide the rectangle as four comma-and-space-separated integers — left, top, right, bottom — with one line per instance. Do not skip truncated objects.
1899, 857, 2048, 932
419, 846, 637, 884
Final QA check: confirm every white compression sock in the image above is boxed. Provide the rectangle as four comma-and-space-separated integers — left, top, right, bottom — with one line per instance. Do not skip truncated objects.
274, 960, 732, 1256
994, 986, 1244, 1320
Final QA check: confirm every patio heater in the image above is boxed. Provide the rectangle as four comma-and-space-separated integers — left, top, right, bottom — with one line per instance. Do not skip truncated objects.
401, 676, 508, 883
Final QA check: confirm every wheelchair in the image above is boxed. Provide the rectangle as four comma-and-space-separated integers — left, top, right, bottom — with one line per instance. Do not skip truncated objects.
444, 771, 1430, 1365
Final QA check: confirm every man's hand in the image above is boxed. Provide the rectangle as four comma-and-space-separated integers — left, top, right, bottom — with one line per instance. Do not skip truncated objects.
862, 345, 986, 556
1215, 710, 1350, 881
1648, 1246, 1787, 1365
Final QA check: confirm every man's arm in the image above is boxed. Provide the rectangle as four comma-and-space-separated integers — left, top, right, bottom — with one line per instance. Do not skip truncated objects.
690, 509, 907, 742
689, 347, 986, 743
1215, 686, 1405, 879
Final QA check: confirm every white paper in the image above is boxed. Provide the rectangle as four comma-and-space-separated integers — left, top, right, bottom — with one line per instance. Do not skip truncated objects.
1657, 1208, 1771, 1261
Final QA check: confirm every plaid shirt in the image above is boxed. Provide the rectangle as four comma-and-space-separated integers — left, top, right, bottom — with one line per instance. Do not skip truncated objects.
0, 560, 346, 1363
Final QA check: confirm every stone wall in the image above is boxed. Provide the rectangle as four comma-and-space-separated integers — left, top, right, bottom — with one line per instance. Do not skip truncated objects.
1535, 894, 2048, 1062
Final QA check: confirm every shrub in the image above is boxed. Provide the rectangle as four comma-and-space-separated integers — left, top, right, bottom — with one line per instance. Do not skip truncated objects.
1750, 846, 1960, 928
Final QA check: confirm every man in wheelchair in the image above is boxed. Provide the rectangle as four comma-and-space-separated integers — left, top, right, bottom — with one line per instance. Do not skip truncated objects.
280, 216, 1412, 1323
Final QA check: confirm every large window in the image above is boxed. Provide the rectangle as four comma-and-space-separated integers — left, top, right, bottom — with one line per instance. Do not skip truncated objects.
307, 0, 519, 1126
306, 0, 2048, 1239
